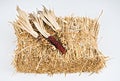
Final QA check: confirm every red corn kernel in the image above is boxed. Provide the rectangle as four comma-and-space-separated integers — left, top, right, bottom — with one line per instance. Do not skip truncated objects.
48, 36, 66, 54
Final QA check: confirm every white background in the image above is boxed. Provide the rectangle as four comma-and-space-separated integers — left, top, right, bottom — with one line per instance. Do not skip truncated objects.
0, 0, 120, 81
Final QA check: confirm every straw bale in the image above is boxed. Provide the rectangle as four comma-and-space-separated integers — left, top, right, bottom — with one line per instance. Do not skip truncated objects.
13, 11, 106, 74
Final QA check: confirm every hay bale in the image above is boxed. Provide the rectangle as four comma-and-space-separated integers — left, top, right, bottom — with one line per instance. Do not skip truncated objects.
12, 7, 106, 74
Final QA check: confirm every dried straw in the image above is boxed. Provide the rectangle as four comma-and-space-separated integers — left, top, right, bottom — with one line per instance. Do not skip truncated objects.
12, 7, 107, 74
